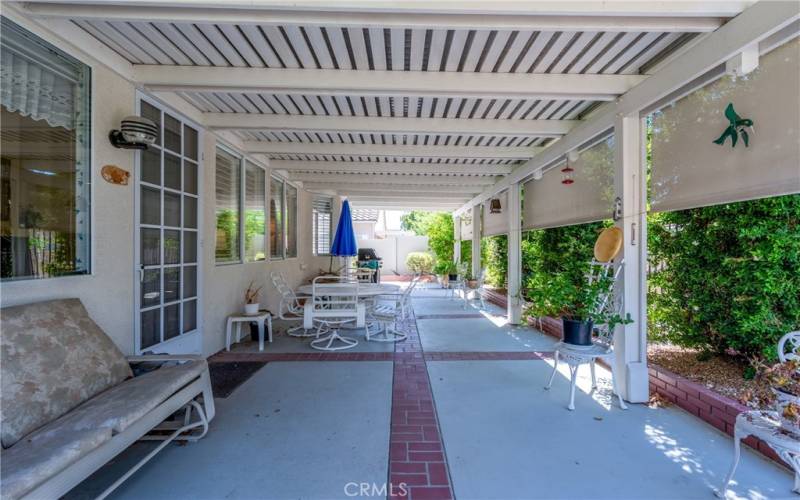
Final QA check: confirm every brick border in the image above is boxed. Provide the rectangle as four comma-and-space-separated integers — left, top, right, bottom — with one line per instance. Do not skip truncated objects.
528, 315, 788, 468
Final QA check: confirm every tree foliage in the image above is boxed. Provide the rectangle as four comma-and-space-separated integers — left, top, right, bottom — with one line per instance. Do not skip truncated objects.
401, 210, 454, 264
481, 235, 507, 287
648, 194, 800, 361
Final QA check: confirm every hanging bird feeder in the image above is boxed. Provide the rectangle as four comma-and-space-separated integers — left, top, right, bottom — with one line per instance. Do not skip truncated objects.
561, 151, 579, 185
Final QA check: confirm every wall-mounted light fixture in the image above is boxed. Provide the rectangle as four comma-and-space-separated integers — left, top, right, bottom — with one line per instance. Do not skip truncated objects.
489, 198, 502, 214
109, 116, 159, 150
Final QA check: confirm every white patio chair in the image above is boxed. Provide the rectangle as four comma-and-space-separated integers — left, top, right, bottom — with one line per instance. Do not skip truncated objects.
368, 277, 419, 342
466, 268, 488, 309
270, 271, 313, 338
778, 330, 800, 362
303, 276, 365, 351
354, 267, 375, 284
545, 261, 627, 411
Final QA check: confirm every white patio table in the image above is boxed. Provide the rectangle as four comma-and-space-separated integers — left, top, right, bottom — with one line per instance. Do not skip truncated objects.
296, 282, 401, 334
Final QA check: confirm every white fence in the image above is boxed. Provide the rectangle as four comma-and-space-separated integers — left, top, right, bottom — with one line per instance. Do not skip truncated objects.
359, 236, 429, 275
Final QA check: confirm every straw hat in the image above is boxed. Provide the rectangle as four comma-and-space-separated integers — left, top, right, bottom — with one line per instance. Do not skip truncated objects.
594, 227, 623, 262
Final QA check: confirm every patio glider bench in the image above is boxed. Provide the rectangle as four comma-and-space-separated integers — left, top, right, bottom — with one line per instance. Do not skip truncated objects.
0, 298, 215, 500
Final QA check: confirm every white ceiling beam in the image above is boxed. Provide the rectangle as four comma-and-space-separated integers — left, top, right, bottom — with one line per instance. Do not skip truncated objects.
134, 66, 645, 101
347, 199, 465, 209
290, 172, 496, 186
271, 160, 512, 175
206, 114, 576, 138
301, 183, 483, 194
19, 2, 734, 31
455, 0, 800, 216
331, 191, 472, 200
249, 142, 539, 159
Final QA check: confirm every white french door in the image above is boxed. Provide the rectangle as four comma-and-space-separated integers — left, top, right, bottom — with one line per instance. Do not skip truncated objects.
134, 94, 202, 354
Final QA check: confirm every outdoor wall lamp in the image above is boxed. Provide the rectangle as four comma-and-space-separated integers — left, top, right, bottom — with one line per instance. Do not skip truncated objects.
489, 198, 502, 214
109, 116, 159, 150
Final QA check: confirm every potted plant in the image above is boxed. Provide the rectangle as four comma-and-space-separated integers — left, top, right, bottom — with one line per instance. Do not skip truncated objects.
747, 359, 800, 431
525, 271, 631, 347
244, 281, 262, 315
444, 261, 459, 282
433, 261, 450, 286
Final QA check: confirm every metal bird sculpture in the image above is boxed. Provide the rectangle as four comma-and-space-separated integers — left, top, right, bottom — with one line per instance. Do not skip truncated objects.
713, 103, 754, 148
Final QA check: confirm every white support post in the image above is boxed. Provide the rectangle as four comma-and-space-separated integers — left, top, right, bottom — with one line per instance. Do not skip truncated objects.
471, 205, 481, 281
454, 215, 462, 265
613, 114, 649, 404
507, 183, 522, 325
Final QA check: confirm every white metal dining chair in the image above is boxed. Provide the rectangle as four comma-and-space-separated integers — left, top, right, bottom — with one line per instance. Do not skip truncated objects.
544, 261, 627, 411
270, 271, 313, 338
303, 276, 365, 351
369, 277, 419, 342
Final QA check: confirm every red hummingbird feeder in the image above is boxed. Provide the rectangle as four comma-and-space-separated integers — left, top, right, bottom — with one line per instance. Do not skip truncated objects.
561, 151, 578, 185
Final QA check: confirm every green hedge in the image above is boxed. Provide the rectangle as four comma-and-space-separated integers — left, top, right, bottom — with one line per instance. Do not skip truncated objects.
481, 235, 507, 287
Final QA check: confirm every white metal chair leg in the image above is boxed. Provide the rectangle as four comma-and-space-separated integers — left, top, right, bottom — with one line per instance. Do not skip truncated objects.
310, 327, 358, 351
568, 364, 579, 411
715, 429, 743, 498
367, 320, 407, 343
590, 359, 597, 389
545, 351, 559, 390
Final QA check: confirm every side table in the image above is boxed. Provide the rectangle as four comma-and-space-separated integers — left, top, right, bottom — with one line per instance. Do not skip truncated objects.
226, 311, 272, 352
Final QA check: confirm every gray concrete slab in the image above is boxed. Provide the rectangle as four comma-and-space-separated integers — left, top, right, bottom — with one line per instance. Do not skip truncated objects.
411, 297, 506, 317
417, 317, 557, 352
69, 361, 393, 500
428, 360, 792, 500
228, 320, 394, 353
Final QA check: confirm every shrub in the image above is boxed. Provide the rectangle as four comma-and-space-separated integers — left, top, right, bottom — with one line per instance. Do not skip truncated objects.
481, 235, 507, 287
406, 252, 435, 274
401, 210, 454, 264
648, 194, 800, 361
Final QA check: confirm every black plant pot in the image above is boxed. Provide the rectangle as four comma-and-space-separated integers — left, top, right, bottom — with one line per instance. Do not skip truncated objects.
562, 317, 593, 346
448, 273, 458, 281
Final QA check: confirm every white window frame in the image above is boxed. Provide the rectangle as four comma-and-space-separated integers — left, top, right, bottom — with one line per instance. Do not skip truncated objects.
269, 175, 299, 261
312, 196, 333, 257
214, 144, 243, 265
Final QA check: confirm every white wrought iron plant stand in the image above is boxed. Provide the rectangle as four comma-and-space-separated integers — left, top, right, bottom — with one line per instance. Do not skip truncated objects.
544, 260, 628, 411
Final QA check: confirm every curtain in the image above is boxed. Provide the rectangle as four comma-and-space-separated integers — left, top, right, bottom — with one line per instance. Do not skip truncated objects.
650, 38, 800, 212
522, 135, 615, 230
482, 191, 508, 237
1, 27, 79, 130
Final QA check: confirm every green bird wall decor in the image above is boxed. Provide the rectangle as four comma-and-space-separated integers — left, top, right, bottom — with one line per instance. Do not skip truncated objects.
713, 103, 755, 148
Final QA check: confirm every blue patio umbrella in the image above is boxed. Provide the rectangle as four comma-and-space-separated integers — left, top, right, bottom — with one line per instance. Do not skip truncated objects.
329, 199, 357, 274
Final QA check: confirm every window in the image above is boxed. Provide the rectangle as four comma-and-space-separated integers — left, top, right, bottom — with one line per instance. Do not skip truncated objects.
313, 197, 332, 256
285, 185, 298, 258
244, 161, 266, 262
269, 177, 283, 259
215, 148, 241, 262
1, 18, 91, 280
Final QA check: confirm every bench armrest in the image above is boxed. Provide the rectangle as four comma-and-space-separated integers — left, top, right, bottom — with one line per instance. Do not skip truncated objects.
127, 354, 204, 364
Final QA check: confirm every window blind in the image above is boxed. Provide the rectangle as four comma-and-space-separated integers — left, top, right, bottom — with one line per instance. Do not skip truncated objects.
650, 38, 800, 213
482, 191, 508, 237
522, 136, 615, 230
313, 196, 332, 255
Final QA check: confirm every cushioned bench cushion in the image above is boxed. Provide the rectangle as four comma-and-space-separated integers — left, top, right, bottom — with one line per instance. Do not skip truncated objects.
0, 427, 112, 500
35, 360, 207, 435
1, 299, 133, 448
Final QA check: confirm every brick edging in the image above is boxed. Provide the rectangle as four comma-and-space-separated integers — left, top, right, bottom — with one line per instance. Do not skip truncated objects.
527, 315, 789, 469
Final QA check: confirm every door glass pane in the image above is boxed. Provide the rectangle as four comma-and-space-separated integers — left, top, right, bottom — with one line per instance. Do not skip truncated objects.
286, 185, 298, 258
141, 101, 161, 147
183, 300, 197, 333
164, 152, 181, 190
142, 148, 161, 186
184, 231, 197, 263
184, 160, 198, 195
141, 187, 160, 225
164, 230, 180, 264
164, 267, 180, 302
141, 309, 160, 349
184, 126, 198, 161
164, 114, 181, 153
270, 178, 284, 258
184, 196, 197, 229
141, 269, 161, 307
164, 303, 180, 340
183, 265, 197, 298
141, 228, 160, 265
245, 162, 266, 262
164, 191, 181, 227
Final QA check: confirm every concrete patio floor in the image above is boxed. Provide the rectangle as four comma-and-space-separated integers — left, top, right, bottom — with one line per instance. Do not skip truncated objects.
69, 285, 792, 499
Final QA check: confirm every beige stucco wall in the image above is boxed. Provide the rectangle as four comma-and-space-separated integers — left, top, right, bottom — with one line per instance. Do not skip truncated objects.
0, 12, 341, 358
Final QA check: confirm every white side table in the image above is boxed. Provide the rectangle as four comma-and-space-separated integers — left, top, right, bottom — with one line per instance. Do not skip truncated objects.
226, 311, 272, 352
716, 410, 800, 497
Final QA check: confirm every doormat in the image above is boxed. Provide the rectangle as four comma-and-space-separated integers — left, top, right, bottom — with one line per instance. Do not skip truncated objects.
209, 361, 267, 398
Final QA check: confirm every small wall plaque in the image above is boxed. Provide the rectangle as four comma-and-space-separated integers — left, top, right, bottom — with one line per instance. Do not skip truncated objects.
101, 165, 130, 185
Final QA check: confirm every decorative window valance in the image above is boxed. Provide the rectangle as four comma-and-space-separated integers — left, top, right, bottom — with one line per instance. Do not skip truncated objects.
522, 136, 615, 230
0, 20, 84, 130
650, 38, 800, 212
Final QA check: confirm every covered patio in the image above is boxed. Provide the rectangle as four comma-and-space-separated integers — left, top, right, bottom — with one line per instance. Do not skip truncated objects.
1, 1, 798, 499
